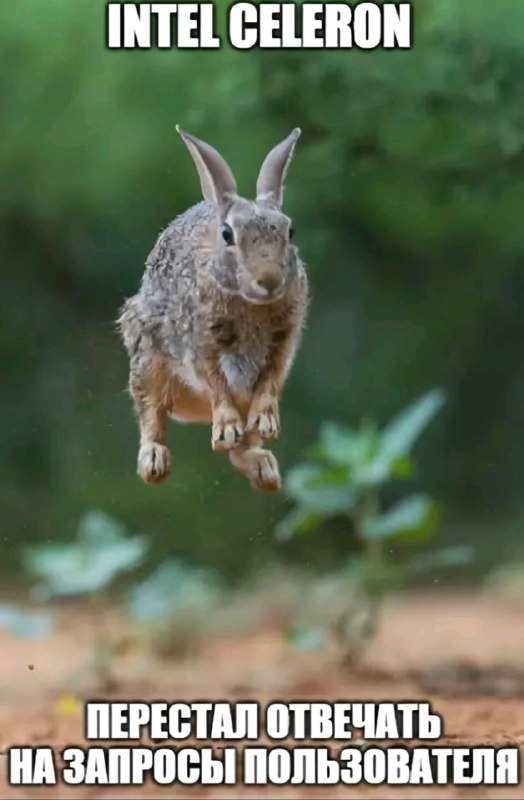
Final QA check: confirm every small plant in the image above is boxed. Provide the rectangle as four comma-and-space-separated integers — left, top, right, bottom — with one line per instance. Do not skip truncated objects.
19, 510, 226, 687
24, 510, 147, 689
277, 389, 472, 663
128, 560, 224, 658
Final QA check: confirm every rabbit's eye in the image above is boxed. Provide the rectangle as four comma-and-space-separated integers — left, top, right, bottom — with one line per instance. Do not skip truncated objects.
222, 223, 234, 245
289, 226, 295, 240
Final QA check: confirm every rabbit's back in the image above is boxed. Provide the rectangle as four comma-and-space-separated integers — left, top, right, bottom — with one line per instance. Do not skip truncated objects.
119, 202, 216, 369
145, 201, 216, 279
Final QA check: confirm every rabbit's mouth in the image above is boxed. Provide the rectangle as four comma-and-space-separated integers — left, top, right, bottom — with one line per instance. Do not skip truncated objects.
240, 284, 285, 306
239, 270, 285, 305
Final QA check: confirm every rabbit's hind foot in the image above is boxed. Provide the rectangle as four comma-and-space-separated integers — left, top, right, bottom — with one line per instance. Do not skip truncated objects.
229, 446, 281, 493
137, 442, 171, 484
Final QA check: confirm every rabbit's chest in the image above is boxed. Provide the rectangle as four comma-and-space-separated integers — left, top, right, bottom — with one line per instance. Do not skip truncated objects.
219, 352, 265, 395
215, 320, 271, 394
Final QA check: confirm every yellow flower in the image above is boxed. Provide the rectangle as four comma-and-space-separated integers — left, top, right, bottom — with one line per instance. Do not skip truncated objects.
55, 694, 81, 717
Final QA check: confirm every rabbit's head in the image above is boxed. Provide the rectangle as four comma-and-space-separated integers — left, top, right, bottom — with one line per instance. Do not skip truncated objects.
177, 125, 301, 305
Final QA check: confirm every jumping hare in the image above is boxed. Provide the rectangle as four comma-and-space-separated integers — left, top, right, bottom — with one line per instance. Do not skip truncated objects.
118, 126, 308, 492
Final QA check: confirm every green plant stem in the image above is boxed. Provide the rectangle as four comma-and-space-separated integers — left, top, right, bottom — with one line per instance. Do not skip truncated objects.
357, 485, 385, 572
89, 591, 116, 691
336, 485, 387, 665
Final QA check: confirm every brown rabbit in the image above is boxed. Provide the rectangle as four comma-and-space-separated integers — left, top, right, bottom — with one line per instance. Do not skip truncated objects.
117, 126, 308, 492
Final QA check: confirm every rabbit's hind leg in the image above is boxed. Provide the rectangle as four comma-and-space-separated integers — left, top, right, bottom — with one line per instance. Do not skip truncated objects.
228, 431, 281, 493
130, 360, 172, 485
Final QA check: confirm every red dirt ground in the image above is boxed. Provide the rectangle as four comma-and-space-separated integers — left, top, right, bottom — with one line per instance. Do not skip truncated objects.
1, 592, 524, 799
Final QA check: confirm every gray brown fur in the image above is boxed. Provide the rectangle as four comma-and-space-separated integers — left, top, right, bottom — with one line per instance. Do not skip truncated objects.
117, 127, 308, 492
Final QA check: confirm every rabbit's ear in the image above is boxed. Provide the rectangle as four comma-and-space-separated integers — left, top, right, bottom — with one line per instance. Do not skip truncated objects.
176, 125, 237, 208
256, 128, 301, 208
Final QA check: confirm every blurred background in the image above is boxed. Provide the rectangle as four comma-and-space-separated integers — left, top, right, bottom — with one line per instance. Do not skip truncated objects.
2, 0, 524, 591
4, 5, 524, 782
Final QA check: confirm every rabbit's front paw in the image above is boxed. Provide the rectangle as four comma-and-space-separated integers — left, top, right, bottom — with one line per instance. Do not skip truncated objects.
247, 395, 280, 440
211, 403, 244, 451
137, 442, 171, 484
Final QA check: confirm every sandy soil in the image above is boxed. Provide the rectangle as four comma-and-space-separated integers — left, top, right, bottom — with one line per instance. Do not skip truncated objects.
1, 592, 524, 799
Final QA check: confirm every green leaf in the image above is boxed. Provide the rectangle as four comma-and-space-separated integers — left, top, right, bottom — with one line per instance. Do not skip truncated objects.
0, 605, 53, 640
285, 464, 356, 514
378, 389, 446, 459
128, 560, 222, 623
362, 494, 440, 542
353, 459, 390, 488
25, 511, 148, 598
318, 421, 378, 468
406, 545, 475, 575
76, 510, 129, 546
353, 453, 415, 488
275, 508, 325, 541
390, 455, 415, 479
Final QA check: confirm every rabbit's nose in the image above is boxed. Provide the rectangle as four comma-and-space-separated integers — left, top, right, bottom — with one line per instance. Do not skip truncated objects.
254, 270, 282, 295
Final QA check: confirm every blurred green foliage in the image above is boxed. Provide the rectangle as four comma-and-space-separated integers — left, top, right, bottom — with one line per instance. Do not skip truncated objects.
2, 0, 524, 579
129, 560, 223, 623
0, 605, 52, 640
277, 389, 445, 542
25, 510, 147, 599
278, 388, 473, 660
14, 513, 227, 683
